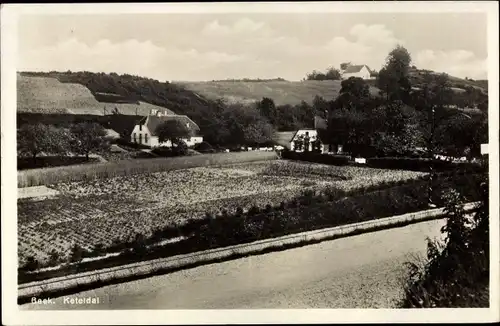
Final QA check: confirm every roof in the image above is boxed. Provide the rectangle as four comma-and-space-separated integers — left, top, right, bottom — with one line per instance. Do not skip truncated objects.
104, 128, 120, 139
272, 131, 297, 149
136, 114, 201, 136
343, 65, 370, 74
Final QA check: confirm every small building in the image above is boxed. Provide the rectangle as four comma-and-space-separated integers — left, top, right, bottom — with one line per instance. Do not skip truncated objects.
340, 64, 373, 80
130, 109, 203, 148
273, 129, 326, 153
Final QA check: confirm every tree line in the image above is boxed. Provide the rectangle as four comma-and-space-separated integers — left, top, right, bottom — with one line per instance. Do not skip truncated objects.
17, 122, 110, 164
19, 45, 488, 158
304, 67, 342, 81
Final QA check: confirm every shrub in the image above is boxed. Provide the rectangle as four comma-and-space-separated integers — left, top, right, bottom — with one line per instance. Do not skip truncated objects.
194, 141, 215, 153
172, 140, 189, 156
69, 244, 84, 263
131, 233, 147, 255
400, 171, 489, 308
48, 250, 61, 266
247, 205, 260, 216
21, 256, 39, 272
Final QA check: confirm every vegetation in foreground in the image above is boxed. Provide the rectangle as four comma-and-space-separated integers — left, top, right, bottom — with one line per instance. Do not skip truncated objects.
400, 164, 489, 307
18, 159, 484, 284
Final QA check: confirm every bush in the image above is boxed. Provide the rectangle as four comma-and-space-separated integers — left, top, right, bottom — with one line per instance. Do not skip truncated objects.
282, 151, 350, 166
400, 171, 489, 308
194, 141, 215, 153
70, 244, 84, 263
21, 256, 39, 272
172, 140, 189, 156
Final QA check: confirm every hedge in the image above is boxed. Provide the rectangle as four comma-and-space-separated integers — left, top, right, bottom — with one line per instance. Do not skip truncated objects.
366, 157, 483, 173
282, 151, 350, 166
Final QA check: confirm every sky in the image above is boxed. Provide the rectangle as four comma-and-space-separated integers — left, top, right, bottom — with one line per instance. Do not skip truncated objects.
17, 12, 488, 82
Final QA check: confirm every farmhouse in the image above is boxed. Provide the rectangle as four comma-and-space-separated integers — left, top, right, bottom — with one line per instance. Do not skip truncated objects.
340, 64, 373, 80
273, 129, 332, 154
130, 109, 203, 148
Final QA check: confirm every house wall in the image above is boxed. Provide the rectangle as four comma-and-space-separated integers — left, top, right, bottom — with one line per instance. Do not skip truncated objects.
131, 123, 203, 148
290, 129, 318, 152
131, 124, 153, 146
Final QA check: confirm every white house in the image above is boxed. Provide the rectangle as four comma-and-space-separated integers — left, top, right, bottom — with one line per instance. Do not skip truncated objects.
341, 64, 373, 80
130, 109, 203, 148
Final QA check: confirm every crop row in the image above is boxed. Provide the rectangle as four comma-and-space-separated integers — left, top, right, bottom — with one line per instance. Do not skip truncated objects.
17, 161, 428, 267
18, 151, 279, 187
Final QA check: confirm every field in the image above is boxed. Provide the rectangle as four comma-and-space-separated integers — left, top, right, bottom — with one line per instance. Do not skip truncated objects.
18, 160, 425, 267
178, 80, 381, 106
17, 74, 176, 116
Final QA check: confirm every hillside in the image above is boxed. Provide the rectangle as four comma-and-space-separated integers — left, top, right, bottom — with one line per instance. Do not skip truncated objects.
17, 73, 177, 116
178, 80, 381, 106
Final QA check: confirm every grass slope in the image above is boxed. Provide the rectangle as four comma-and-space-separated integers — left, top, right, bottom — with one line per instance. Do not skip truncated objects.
17, 73, 177, 116
179, 80, 381, 106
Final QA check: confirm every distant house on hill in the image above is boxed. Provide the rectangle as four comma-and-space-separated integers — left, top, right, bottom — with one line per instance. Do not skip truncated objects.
130, 109, 203, 148
340, 64, 373, 80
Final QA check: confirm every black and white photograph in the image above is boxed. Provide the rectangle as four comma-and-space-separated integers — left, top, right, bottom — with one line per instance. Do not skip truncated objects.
1, 2, 499, 325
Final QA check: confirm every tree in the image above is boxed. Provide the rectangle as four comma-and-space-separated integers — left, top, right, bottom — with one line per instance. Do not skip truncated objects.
335, 77, 370, 111
340, 62, 351, 71
256, 97, 277, 125
325, 67, 341, 80
413, 72, 455, 157
155, 119, 192, 146
275, 104, 305, 131
435, 113, 487, 159
221, 104, 274, 146
17, 124, 71, 163
313, 95, 330, 118
70, 122, 109, 160
326, 109, 373, 157
371, 103, 424, 157
377, 45, 412, 103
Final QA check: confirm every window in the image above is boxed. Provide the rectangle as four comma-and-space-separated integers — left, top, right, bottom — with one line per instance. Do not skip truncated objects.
145, 134, 148, 143
133, 133, 137, 143
139, 134, 142, 144
139, 124, 142, 131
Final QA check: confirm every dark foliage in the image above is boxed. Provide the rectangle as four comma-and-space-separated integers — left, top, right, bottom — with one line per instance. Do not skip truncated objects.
401, 167, 489, 307
282, 151, 350, 166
